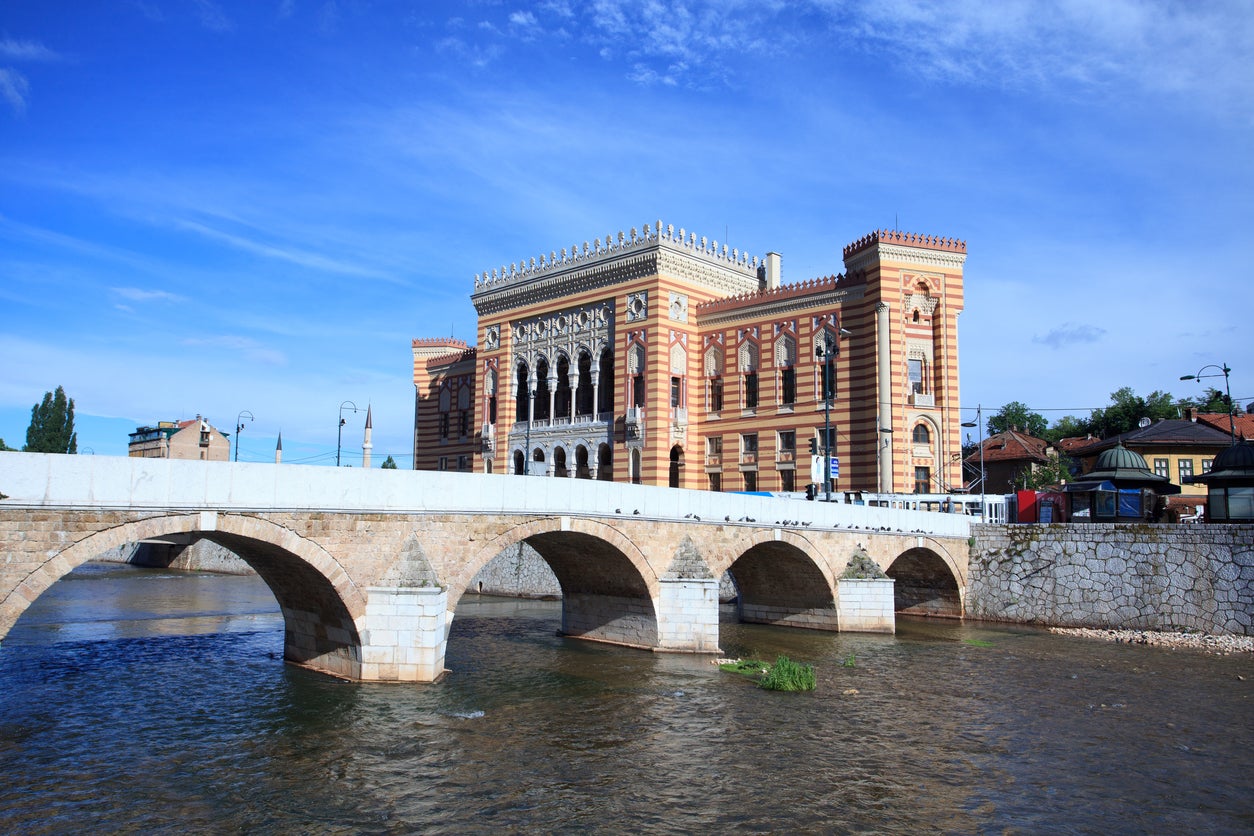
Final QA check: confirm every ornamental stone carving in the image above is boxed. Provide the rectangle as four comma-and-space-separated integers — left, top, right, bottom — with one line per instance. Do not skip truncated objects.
668, 292, 688, 323
626, 291, 648, 323
484, 324, 500, 351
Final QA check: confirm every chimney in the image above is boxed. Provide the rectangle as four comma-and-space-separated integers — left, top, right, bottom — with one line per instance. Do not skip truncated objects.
764, 252, 781, 290
1184, 407, 1196, 422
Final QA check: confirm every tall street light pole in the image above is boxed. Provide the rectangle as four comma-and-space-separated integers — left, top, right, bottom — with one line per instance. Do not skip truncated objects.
337, 400, 360, 467
815, 327, 852, 502
962, 404, 984, 518
1180, 363, 1235, 444
234, 410, 254, 463
522, 373, 536, 476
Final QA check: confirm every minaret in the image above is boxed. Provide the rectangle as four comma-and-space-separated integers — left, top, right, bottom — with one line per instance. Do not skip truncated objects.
275, 431, 283, 464
362, 405, 373, 469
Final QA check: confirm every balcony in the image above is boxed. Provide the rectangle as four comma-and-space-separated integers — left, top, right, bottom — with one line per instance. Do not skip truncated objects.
480, 424, 495, 454
910, 391, 935, 408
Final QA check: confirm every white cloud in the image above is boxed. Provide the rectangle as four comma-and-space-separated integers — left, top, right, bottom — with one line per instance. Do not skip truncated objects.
111, 287, 186, 304
173, 219, 402, 282
0, 38, 61, 62
182, 335, 288, 367
835, 0, 1254, 119
0, 68, 29, 115
192, 0, 234, 33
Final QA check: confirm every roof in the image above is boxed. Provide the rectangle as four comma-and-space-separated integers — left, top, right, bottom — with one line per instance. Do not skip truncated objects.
1187, 440, 1254, 485
1194, 411, 1254, 441
1067, 443, 1181, 494
1067, 419, 1233, 458
964, 429, 1053, 465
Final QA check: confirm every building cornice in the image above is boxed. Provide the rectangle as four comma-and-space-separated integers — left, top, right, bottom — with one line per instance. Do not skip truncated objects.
471, 221, 761, 316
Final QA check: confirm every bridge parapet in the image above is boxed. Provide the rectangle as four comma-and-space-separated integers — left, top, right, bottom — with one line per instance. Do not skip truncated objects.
0, 453, 971, 537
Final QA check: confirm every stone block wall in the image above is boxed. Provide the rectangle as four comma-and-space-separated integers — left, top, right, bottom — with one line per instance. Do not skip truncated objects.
967, 524, 1254, 636
836, 579, 895, 633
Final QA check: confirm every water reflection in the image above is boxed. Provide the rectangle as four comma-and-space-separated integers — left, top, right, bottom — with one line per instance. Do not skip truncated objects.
0, 563, 1250, 834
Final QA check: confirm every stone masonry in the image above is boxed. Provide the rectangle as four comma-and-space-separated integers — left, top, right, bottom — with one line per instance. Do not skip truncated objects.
967, 524, 1254, 636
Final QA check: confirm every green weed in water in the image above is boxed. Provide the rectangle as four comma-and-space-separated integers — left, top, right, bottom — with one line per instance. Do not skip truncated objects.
759, 655, 816, 692
962, 639, 995, 647
841, 653, 856, 667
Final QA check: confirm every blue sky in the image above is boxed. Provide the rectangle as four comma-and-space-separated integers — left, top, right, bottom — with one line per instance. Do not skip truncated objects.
2, 0, 1251, 463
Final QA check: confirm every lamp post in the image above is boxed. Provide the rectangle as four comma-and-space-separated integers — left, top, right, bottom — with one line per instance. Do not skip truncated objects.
234, 410, 254, 463
1180, 363, 1235, 444
814, 328, 851, 502
522, 374, 536, 476
962, 404, 984, 518
875, 423, 894, 495
337, 401, 361, 467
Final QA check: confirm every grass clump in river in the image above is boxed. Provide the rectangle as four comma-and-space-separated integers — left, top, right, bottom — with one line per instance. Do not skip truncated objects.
719, 659, 769, 677
758, 656, 816, 692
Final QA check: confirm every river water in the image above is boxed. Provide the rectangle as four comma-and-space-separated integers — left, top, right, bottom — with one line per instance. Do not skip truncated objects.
1, 562, 1251, 834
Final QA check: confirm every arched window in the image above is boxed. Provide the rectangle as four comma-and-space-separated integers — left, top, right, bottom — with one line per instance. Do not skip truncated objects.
913, 424, 931, 445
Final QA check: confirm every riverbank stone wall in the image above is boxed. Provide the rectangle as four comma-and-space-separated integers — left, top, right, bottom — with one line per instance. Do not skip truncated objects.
967, 524, 1254, 636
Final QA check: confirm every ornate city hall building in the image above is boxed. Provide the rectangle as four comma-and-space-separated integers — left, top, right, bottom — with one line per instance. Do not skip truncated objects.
413, 222, 966, 494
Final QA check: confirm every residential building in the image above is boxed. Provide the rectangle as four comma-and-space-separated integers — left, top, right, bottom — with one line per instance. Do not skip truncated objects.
127, 415, 230, 461
413, 223, 966, 493
1186, 440, 1254, 523
964, 428, 1058, 494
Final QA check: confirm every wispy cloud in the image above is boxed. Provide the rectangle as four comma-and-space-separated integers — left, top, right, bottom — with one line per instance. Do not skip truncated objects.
192, 0, 234, 33
0, 68, 29, 115
0, 38, 62, 62
837, 0, 1254, 118
173, 219, 402, 282
111, 286, 186, 304
1033, 322, 1106, 349
182, 335, 287, 366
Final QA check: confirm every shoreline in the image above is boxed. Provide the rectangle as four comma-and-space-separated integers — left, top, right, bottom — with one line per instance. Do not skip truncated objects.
1048, 627, 1253, 655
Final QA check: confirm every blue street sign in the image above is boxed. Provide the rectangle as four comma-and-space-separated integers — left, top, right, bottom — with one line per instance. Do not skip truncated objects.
829, 456, 839, 477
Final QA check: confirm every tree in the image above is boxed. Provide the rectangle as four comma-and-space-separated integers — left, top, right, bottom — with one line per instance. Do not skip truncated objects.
0, 437, 13, 452
986, 401, 1048, 438
1088, 387, 1177, 438
1019, 454, 1076, 491
381, 455, 398, 469
24, 386, 77, 454
1042, 414, 1091, 444
1181, 387, 1231, 414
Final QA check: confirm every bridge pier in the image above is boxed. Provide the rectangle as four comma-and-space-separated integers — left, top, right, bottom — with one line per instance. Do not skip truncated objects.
360, 586, 449, 682
835, 578, 896, 633
656, 577, 721, 653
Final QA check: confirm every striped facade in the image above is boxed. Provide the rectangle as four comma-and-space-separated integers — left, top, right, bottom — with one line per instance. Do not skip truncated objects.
413, 224, 966, 493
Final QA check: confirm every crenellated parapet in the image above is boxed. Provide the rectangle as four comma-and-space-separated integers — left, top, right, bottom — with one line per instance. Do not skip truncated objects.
472, 220, 762, 292
694, 272, 863, 318
412, 338, 475, 369
842, 230, 967, 260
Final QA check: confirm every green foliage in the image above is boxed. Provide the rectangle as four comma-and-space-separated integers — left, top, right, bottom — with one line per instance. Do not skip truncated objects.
758, 655, 816, 692
381, 455, 398, 469
1087, 387, 1177, 438
23, 386, 77, 454
0, 437, 13, 452
1041, 413, 1090, 444
987, 400, 1048, 438
1182, 387, 1231, 414
719, 659, 769, 677
841, 653, 857, 668
1020, 453, 1077, 490
962, 639, 995, 647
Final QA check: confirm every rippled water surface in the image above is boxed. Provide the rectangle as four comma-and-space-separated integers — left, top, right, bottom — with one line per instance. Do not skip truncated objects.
1, 562, 1252, 834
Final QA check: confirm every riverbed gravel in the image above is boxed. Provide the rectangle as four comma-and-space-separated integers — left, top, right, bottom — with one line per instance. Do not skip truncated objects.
1048, 627, 1254, 655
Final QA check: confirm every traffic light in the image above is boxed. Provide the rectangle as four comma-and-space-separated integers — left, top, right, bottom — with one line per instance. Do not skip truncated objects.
808, 437, 818, 455
805, 484, 816, 501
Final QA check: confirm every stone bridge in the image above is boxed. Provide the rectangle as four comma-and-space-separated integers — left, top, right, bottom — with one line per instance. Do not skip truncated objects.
0, 453, 971, 681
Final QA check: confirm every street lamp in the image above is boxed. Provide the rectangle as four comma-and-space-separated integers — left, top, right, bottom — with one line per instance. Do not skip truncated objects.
521, 372, 537, 475
962, 404, 985, 519
1180, 363, 1236, 444
337, 401, 361, 467
235, 410, 254, 463
814, 328, 851, 502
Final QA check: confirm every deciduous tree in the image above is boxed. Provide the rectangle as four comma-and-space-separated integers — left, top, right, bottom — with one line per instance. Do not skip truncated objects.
23, 386, 77, 454
1088, 387, 1177, 438
986, 401, 1048, 438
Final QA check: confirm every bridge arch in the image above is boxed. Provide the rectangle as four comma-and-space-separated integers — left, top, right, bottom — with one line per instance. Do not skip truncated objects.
712, 532, 840, 631
886, 544, 964, 618
0, 512, 368, 680
449, 517, 661, 649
